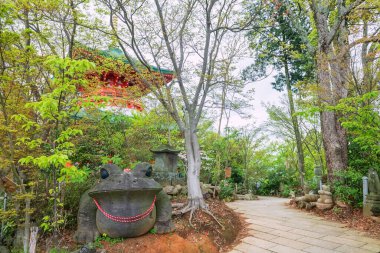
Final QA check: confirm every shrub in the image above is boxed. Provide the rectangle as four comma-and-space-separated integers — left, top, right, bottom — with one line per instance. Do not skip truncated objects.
280, 184, 292, 197
256, 168, 300, 196
333, 168, 363, 208
219, 180, 234, 200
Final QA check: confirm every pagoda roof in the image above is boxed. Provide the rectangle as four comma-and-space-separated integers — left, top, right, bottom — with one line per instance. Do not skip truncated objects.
98, 48, 174, 75
74, 45, 174, 77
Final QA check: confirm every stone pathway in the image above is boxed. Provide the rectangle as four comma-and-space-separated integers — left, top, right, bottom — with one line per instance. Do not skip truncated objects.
227, 197, 380, 253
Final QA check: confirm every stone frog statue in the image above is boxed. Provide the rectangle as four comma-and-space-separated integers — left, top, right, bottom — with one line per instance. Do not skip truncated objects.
74, 163, 175, 244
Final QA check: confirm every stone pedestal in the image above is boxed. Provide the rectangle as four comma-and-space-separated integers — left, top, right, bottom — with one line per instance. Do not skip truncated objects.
363, 193, 380, 217
316, 185, 333, 210
150, 145, 185, 186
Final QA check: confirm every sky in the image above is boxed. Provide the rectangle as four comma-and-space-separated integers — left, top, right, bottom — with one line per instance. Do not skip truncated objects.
216, 58, 285, 132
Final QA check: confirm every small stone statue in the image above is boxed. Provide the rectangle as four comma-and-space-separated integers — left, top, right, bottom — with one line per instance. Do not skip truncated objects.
364, 169, 380, 218
316, 185, 333, 210
368, 168, 380, 195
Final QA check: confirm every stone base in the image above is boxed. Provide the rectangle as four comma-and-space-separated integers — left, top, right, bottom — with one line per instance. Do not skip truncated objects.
336, 200, 348, 208
152, 172, 186, 187
363, 194, 380, 217
316, 202, 333, 210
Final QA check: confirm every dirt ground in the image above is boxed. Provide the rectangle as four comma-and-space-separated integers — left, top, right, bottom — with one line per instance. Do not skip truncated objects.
41, 198, 246, 253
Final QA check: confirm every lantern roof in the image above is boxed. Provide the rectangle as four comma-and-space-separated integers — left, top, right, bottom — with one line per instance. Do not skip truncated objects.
150, 144, 180, 154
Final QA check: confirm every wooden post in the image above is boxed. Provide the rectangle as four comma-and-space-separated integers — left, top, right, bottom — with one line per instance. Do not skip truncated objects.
224, 167, 231, 179
29, 226, 39, 253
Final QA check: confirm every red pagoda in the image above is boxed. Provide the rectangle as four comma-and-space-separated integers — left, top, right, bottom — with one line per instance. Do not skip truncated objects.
73, 47, 174, 111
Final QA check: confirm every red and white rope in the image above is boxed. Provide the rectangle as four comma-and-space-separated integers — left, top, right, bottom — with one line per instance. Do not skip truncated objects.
93, 195, 156, 223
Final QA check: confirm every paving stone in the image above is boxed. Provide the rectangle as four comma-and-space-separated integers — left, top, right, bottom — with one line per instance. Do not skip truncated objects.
321, 235, 366, 247
234, 242, 272, 253
229, 250, 243, 253
315, 220, 347, 228
268, 236, 310, 250
248, 220, 293, 231
270, 230, 304, 240
227, 198, 380, 253
269, 244, 304, 253
302, 226, 343, 236
313, 224, 345, 232
250, 231, 278, 240
297, 236, 341, 249
340, 235, 380, 246
335, 244, 375, 253
303, 246, 338, 253
242, 237, 277, 249
361, 243, 380, 252
288, 228, 324, 239
343, 230, 368, 236
247, 224, 275, 233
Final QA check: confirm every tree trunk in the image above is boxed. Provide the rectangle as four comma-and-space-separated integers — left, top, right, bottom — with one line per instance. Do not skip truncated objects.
23, 198, 31, 253
217, 81, 228, 135
311, 0, 350, 182
317, 51, 348, 181
29, 226, 39, 253
283, 57, 305, 191
184, 126, 206, 209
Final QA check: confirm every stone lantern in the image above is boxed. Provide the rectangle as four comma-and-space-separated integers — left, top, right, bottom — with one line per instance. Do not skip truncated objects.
150, 145, 184, 186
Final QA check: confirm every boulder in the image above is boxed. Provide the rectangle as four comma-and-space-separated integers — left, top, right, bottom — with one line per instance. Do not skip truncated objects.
181, 186, 188, 195
200, 183, 220, 197
235, 193, 257, 200
163, 185, 182, 195
0, 246, 10, 253
163, 185, 175, 195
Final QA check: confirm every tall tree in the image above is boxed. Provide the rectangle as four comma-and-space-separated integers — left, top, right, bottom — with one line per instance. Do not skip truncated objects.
96, 0, 247, 218
304, 0, 377, 181
244, 0, 314, 190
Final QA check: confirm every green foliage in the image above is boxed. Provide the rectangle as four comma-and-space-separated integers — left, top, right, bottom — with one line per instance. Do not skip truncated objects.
335, 92, 380, 171
199, 125, 262, 188
256, 166, 300, 196
49, 248, 70, 253
94, 234, 123, 248
280, 184, 292, 198
219, 180, 234, 201
63, 175, 97, 229
149, 227, 157, 234
243, 0, 314, 91
13, 56, 96, 236
333, 168, 364, 208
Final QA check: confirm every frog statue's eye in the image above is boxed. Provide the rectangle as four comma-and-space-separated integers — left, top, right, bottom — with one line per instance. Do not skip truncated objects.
100, 168, 109, 179
145, 166, 152, 177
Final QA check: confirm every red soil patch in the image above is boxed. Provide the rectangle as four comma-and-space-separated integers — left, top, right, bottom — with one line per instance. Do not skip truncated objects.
101, 233, 217, 253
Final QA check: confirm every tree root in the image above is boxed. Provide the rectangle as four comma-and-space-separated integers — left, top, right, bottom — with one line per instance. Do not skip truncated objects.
189, 207, 195, 227
172, 203, 186, 208
173, 200, 225, 230
203, 208, 224, 229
